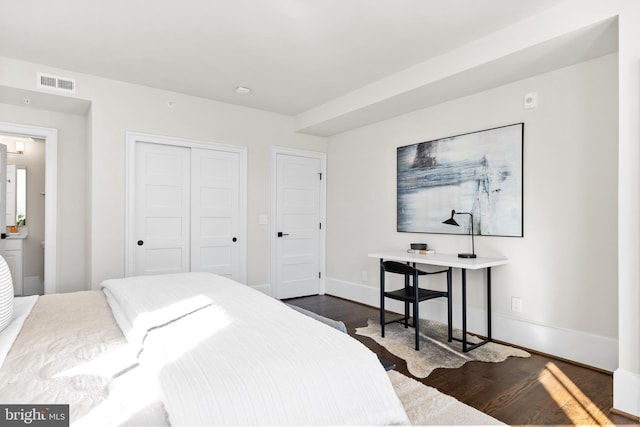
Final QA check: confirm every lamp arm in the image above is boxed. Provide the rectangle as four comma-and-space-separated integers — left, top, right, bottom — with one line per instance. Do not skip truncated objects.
444, 209, 477, 258
456, 211, 475, 256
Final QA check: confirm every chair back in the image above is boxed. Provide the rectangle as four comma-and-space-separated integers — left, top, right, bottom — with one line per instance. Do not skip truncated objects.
381, 260, 418, 276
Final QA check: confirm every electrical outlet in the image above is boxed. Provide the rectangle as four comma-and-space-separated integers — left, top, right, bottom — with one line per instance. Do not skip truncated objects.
511, 297, 522, 312
361, 270, 368, 282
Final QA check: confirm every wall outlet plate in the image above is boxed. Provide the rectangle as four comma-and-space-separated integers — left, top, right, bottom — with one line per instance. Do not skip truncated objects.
511, 296, 523, 312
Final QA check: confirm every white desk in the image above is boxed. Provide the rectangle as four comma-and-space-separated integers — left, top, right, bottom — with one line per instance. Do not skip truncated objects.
368, 251, 508, 352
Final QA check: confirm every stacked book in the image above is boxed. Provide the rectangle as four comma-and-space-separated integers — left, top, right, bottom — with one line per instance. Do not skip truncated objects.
406, 249, 435, 254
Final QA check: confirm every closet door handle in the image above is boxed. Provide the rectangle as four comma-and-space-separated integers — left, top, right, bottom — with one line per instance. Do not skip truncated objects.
137, 240, 144, 246
232, 237, 237, 242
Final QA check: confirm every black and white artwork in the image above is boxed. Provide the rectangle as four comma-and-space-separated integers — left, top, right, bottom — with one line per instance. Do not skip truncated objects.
397, 123, 523, 237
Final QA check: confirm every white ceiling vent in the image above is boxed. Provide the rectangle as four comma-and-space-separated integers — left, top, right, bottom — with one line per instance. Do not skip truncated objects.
37, 73, 76, 93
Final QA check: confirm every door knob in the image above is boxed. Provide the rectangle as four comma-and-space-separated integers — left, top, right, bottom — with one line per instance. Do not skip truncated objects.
232, 237, 237, 242
277, 232, 289, 237
137, 240, 144, 246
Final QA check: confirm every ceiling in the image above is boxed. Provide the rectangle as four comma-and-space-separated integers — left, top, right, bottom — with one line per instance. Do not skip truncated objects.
0, 0, 572, 118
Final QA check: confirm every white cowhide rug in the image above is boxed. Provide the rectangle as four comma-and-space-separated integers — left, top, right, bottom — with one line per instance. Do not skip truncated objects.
357, 318, 530, 378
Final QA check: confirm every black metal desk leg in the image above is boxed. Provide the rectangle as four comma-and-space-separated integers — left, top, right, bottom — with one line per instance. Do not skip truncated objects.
380, 259, 385, 337
462, 268, 468, 351
447, 267, 453, 342
457, 266, 492, 352
487, 267, 492, 341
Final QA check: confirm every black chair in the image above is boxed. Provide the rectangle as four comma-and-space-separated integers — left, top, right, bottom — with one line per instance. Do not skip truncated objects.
380, 260, 452, 350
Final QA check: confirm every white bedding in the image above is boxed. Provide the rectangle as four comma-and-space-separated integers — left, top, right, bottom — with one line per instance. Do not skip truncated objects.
0, 295, 37, 366
0, 291, 169, 426
102, 272, 410, 426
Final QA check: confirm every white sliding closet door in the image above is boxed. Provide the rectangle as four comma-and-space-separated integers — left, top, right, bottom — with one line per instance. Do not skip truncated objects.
128, 134, 246, 282
191, 148, 241, 278
133, 142, 191, 276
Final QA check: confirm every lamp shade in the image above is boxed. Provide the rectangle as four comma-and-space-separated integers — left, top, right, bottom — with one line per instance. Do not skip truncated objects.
0, 256, 14, 332
442, 210, 459, 226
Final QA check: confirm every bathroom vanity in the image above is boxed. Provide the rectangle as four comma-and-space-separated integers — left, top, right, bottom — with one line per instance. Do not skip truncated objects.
5, 228, 27, 295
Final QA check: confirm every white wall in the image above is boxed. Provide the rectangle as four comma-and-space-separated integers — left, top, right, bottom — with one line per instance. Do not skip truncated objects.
615, 2, 640, 416
84, 82, 327, 288
0, 102, 88, 292
326, 54, 618, 364
0, 56, 327, 290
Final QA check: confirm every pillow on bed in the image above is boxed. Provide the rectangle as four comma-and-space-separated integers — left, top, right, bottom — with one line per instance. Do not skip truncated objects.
0, 256, 14, 332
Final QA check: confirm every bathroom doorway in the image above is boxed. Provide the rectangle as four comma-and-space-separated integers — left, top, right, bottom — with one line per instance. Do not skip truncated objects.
0, 132, 45, 295
0, 121, 57, 295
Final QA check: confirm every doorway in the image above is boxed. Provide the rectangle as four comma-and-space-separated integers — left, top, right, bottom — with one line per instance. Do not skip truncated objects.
125, 132, 247, 283
1, 135, 45, 295
271, 147, 326, 299
0, 122, 57, 295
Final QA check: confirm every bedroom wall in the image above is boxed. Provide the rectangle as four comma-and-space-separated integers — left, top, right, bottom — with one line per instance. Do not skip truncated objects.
0, 102, 88, 292
85, 82, 327, 288
325, 53, 618, 367
0, 55, 328, 290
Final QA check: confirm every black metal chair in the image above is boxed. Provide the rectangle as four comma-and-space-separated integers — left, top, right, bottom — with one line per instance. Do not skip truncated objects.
380, 260, 452, 350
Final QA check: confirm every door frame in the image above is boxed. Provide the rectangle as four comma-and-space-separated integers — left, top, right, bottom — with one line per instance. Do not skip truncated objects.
270, 146, 326, 298
125, 131, 247, 283
0, 122, 57, 295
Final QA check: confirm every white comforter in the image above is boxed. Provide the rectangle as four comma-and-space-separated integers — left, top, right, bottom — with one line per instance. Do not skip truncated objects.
101, 273, 409, 426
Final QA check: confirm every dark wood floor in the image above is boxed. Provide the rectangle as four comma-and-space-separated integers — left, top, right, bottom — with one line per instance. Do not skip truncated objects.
285, 294, 637, 426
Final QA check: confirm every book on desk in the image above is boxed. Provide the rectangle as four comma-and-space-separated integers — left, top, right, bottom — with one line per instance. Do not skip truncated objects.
406, 249, 435, 255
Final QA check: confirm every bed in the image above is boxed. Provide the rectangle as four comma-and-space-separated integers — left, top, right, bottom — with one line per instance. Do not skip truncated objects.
0, 272, 409, 426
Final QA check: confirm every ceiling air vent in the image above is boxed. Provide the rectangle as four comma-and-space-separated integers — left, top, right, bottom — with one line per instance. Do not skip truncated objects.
37, 73, 76, 93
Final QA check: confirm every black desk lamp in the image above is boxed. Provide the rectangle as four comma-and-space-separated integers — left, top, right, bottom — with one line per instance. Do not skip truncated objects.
442, 209, 477, 258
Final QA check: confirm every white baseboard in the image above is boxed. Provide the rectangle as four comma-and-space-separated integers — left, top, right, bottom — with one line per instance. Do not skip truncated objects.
325, 276, 618, 372
614, 369, 640, 417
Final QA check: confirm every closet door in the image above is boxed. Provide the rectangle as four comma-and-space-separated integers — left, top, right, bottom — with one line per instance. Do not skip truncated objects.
190, 148, 240, 279
133, 142, 191, 276
128, 135, 246, 282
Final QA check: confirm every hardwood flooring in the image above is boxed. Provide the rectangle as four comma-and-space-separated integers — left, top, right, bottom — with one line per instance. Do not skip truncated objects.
285, 294, 637, 426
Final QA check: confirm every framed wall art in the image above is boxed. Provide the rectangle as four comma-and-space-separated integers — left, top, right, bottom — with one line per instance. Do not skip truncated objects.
397, 123, 523, 237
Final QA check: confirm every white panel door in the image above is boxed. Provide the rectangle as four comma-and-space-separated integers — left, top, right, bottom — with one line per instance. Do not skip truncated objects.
191, 148, 241, 280
133, 142, 190, 275
275, 153, 321, 299
0, 145, 6, 254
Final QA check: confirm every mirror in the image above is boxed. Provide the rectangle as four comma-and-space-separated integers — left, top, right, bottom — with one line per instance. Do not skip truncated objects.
5, 165, 26, 227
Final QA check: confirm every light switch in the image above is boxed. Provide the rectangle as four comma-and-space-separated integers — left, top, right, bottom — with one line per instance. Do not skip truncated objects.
259, 214, 268, 225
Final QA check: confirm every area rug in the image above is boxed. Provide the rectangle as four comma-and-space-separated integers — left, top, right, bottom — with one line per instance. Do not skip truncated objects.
388, 370, 505, 425
357, 319, 530, 378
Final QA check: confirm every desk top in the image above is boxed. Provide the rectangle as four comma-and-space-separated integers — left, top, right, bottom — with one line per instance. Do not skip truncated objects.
368, 251, 508, 270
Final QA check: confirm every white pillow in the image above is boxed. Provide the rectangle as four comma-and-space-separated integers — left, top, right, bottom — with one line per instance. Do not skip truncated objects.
0, 256, 14, 332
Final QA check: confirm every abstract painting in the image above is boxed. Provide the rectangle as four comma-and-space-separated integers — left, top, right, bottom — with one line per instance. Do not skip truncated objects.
397, 123, 523, 237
